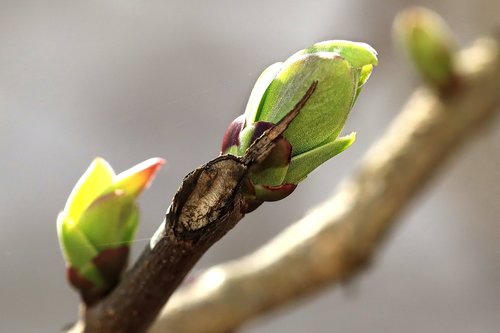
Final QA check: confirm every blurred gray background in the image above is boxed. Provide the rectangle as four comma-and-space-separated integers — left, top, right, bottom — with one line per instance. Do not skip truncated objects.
1, 0, 499, 332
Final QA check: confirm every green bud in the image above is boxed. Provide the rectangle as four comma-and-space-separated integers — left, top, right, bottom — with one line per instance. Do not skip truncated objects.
221, 40, 377, 204
393, 7, 458, 92
57, 157, 164, 304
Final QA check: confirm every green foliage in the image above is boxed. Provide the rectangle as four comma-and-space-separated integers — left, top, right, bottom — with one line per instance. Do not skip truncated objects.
393, 7, 457, 90
221, 40, 377, 203
57, 157, 164, 300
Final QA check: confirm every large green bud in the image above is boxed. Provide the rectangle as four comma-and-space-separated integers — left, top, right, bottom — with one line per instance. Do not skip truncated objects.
221, 40, 377, 206
57, 157, 164, 305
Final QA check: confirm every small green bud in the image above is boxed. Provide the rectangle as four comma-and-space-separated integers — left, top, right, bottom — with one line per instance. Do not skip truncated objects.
57, 157, 164, 304
221, 40, 377, 205
393, 7, 458, 92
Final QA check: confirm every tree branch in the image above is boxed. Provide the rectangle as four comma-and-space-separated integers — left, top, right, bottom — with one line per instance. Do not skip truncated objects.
78, 82, 319, 333
148, 38, 500, 333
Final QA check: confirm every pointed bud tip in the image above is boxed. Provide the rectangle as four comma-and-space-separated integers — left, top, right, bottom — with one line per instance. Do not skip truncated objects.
113, 157, 165, 196
295, 40, 378, 68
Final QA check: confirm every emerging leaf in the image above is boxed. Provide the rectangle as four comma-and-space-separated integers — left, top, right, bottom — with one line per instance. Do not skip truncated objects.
57, 157, 164, 304
220, 40, 377, 204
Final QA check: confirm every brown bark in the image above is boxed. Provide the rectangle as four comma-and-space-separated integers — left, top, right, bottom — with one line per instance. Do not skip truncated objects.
148, 38, 500, 333
78, 82, 318, 333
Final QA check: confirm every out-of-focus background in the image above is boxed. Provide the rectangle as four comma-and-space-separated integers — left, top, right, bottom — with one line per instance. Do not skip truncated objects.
1, 0, 499, 332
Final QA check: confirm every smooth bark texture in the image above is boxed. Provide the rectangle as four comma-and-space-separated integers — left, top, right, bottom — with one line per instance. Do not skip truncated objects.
148, 38, 500, 333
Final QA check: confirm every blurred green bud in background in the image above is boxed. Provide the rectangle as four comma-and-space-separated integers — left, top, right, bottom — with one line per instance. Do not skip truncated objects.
393, 7, 458, 92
